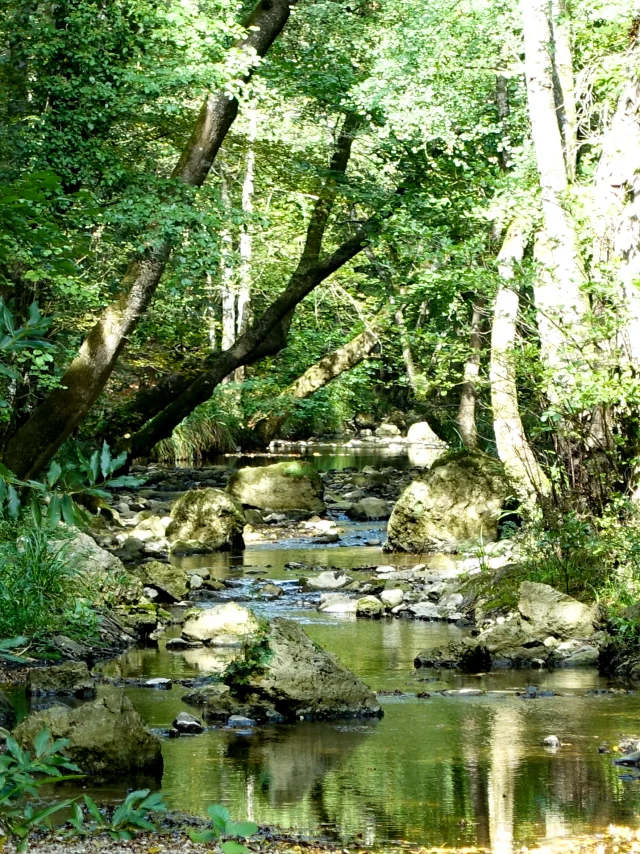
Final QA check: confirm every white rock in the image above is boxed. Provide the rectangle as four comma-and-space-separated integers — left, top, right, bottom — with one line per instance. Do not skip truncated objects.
380, 589, 404, 609
409, 602, 443, 620
318, 594, 358, 614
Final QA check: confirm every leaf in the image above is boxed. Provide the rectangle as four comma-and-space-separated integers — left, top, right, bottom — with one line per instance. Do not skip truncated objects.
0, 636, 29, 650
47, 461, 62, 487
60, 494, 78, 526
47, 494, 62, 526
208, 803, 231, 830
34, 729, 51, 758
221, 841, 252, 854
187, 829, 218, 843
226, 821, 259, 838
7, 484, 20, 519
100, 441, 111, 479
88, 450, 99, 483
83, 795, 105, 825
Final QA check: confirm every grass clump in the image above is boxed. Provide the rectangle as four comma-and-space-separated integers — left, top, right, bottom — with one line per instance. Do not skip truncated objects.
0, 521, 100, 645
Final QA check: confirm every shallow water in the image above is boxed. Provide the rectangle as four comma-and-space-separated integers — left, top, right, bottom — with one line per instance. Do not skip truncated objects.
11, 447, 640, 850
95, 626, 640, 851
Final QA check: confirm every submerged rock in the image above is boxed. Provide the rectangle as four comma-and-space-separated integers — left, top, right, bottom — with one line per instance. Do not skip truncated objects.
356, 596, 385, 618
166, 488, 245, 554
15, 694, 163, 781
304, 570, 352, 591
27, 661, 96, 698
173, 711, 203, 734
226, 618, 382, 720
227, 461, 325, 513
347, 497, 391, 521
182, 602, 260, 646
0, 690, 16, 730
318, 594, 358, 614
386, 452, 509, 553
415, 639, 491, 673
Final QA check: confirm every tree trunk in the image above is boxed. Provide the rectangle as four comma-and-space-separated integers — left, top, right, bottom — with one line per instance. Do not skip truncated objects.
592, 65, 640, 364
550, 0, 578, 178
391, 298, 428, 399
490, 219, 550, 511
1, 0, 297, 480
522, 0, 587, 383
457, 295, 485, 449
250, 326, 381, 446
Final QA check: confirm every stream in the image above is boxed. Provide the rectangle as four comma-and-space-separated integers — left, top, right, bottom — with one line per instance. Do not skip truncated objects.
10, 445, 640, 851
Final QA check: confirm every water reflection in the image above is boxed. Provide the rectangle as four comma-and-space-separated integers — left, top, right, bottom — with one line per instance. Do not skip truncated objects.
488, 706, 523, 854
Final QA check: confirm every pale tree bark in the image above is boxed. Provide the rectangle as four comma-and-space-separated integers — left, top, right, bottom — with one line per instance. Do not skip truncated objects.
220, 174, 236, 354
1, 0, 298, 480
522, 0, 587, 384
490, 219, 551, 511
551, 0, 578, 178
249, 325, 382, 445
592, 63, 640, 364
457, 295, 485, 449
119, 113, 395, 459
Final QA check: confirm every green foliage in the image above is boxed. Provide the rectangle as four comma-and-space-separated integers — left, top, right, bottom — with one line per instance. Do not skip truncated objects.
0, 730, 81, 851
68, 790, 167, 841
0, 440, 142, 524
187, 803, 259, 853
224, 621, 272, 690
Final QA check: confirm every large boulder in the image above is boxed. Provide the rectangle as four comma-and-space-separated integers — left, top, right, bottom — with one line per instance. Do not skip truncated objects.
182, 603, 260, 646
14, 694, 163, 781
386, 452, 509, 553
27, 661, 96, 698
166, 488, 245, 554
226, 618, 381, 720
0, 690, 16, 729
518, 582, 596, 638
60, 531, 144, 604
227, 462, 324, 513
136, 560, 188, 602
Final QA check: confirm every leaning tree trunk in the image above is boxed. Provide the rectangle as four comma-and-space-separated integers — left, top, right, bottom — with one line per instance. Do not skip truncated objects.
250, 325, 382, 446
522, 0, 587, 386
457, 295, 486, 449
1, 0, 297, 480
490, 219, 550, 512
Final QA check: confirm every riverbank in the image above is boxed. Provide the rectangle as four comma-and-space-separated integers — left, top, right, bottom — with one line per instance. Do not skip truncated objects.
5, 824, 640, 854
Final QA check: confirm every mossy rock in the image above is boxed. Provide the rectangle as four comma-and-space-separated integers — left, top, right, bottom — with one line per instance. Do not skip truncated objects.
227, 462, 325, 513
166, 488, 245, 553
386, 451, 509, 553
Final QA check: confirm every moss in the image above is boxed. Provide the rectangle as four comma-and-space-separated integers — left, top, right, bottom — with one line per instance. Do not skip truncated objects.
277, 460, 322, 481
430, 449, 504, 475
